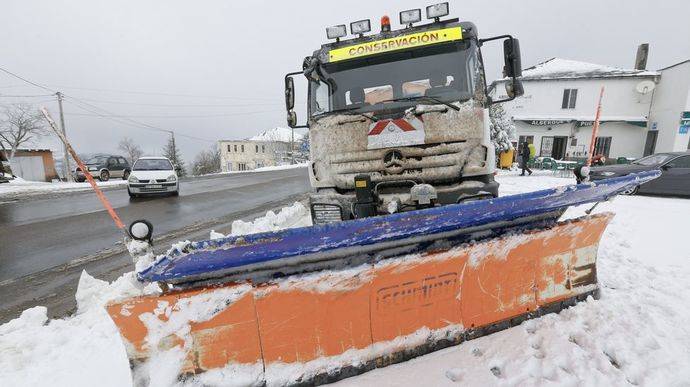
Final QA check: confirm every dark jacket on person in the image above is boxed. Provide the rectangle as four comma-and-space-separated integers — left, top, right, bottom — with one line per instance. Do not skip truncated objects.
520, 144, 531, 161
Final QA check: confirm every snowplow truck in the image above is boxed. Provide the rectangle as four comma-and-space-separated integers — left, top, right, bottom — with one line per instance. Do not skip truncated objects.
285, 4, 524, 224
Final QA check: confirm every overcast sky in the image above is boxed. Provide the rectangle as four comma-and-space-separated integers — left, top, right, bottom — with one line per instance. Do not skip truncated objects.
1, 0, 689, 163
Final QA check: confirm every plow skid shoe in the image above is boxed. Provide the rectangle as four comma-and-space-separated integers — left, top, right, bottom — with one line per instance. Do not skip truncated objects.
108, 213, 613, 386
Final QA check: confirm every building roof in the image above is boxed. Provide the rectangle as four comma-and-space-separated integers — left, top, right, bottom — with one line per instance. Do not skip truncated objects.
658, 59, 690, 71
249, 127, 303, 143
519, 58, 659, 81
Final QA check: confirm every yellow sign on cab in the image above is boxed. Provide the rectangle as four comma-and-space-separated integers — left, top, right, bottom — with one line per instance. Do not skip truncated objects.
328, 27, 463, 63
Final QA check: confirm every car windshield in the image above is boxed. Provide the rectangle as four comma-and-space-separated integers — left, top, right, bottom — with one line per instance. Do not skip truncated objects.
86, 156, 109, 165
133, 159, 173, 171
309, 39, 479, 117
633, 154, 673, 166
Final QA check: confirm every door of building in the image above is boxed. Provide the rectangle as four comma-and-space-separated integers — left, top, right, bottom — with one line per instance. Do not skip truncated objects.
643, 131, 658, 156
10, 155, 45, 181
552, 136, 568, 159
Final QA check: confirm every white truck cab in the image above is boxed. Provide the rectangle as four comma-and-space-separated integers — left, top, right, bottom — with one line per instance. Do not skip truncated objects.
285, 3, 523, 223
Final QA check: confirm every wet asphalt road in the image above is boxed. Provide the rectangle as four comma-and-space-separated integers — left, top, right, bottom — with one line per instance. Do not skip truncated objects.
0, 167, 310, 282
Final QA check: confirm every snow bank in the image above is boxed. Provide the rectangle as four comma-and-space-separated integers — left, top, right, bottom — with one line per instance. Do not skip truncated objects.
0, 178, 126, 198
228, 201, 312, 236
520, 58, 659, 80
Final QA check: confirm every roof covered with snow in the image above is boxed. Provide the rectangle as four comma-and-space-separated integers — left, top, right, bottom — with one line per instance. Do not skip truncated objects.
248, 127, 303, 143
519, 58, 659, 81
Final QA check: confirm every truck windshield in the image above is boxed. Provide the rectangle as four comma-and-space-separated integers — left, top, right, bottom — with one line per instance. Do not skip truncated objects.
310, 40, 479, 117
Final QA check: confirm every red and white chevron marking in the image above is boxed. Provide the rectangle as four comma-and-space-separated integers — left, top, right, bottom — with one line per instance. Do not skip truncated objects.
367, 116, 425, 150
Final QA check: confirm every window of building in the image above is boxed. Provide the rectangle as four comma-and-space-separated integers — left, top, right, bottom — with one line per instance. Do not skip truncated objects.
262, 145, 265, 153
227, 144, 232, 152
241, 145, 245, 152
255, 144, 259, 153
594, 137, 612, 157
238, 163, 247, 171
234, 144, 238, 152
561, 89, 578, 109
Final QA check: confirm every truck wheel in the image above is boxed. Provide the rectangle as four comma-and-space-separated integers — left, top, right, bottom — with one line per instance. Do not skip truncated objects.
100, 170, 110, 181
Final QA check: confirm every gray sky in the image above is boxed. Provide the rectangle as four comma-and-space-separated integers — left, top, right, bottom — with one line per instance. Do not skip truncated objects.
1, 0, 689, 162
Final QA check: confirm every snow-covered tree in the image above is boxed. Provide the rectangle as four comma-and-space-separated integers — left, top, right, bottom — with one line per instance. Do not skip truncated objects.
489, 104, 516, 155
297, 131, 310, 162
162, 135, 186, 177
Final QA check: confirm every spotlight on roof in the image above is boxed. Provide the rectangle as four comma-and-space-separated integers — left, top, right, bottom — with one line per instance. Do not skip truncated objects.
400, 9, 422, 27
426, 2, 449, 21
350, 19, 371, 37
326, 25, 347, 41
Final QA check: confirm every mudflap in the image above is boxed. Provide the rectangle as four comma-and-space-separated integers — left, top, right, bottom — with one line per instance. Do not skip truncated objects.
107, 213, 613, 386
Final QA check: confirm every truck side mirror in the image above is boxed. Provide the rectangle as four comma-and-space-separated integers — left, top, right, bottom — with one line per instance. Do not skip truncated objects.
502, 38, 522, 78
285, 77, 295, 111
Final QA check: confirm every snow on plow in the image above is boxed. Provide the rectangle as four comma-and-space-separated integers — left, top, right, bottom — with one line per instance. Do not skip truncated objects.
107, 171, 659, 386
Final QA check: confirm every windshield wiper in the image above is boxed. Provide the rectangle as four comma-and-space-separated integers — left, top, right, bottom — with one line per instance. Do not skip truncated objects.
327, 106, 379, 122
379, 96, 460, 111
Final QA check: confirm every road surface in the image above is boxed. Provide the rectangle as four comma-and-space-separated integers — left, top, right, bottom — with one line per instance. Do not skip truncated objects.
0, 167, 310, 322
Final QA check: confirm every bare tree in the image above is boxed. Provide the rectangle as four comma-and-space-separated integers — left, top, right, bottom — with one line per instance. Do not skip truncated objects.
118, 137, 143, 165
0, 103, 47, 162
191, 145, 221, 176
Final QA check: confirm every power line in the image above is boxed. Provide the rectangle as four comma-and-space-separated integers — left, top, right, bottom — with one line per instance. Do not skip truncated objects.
72, 96, 281, 108
48, 84, 276, 102
64, 109, 282, 119
0, 94, 55, 98
0, 66, 55, 94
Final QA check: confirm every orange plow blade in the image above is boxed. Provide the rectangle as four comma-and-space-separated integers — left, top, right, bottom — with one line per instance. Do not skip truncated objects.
107, 213, 613, 385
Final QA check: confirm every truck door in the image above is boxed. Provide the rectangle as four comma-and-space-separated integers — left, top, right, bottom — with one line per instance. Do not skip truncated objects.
660, 156, 690, 195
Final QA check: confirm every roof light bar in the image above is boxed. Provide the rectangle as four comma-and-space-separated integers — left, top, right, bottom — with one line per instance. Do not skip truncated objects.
326, 25, 347, 40
400, 9, 422, 26
350, 19, 371, 36
426, 2, 449, 20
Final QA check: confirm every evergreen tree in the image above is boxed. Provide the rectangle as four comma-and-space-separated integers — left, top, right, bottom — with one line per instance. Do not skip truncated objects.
162, 135, 186, 177
489, 104, 516, 155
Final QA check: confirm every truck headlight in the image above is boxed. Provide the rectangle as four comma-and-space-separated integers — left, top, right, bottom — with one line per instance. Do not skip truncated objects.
167, 174, 177, 182
128, 175, 138, 183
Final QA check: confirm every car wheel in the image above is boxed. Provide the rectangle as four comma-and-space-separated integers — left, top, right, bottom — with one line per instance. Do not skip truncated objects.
128, 189, 137, 199
100, 170, 110, 182
621, 185, 639, 195
123, 170, 130, 180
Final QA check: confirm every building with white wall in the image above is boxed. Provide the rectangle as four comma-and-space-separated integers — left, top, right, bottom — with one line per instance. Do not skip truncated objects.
648, 60, 690, 153
219, 127, 303, 172
492, 58, 660, 161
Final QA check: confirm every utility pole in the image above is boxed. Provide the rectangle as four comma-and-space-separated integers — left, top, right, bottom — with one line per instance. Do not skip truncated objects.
56, 92, 73, 182
170, 131, 177, 166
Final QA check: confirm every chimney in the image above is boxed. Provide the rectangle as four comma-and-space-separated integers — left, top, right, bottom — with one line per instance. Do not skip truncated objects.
634, 43, 649, 70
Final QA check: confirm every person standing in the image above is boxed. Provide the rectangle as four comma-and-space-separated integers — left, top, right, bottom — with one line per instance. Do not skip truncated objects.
520, 141, 533, 176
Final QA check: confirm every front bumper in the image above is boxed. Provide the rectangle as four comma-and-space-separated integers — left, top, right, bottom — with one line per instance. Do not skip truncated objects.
310, 176, 499, 222
128, 182, 178, 194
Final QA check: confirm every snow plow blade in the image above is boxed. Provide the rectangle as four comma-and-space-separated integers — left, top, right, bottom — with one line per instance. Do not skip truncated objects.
107, 171, 659, 386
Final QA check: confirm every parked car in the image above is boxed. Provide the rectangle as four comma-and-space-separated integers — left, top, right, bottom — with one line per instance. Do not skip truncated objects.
590, 151, 690, 196
127, 156, 179, 198
74, 154, 131, 182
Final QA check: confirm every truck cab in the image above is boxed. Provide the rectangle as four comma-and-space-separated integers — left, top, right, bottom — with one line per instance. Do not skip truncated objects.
285, 3, 523, 223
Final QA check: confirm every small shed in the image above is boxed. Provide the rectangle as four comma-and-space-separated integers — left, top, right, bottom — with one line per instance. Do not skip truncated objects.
0, 149, 59, 182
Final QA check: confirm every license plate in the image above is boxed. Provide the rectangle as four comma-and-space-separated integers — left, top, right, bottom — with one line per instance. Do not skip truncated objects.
146, 184, 162, 189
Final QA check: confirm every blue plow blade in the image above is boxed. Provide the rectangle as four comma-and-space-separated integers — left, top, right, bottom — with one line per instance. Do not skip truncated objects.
138, 170, 660, 285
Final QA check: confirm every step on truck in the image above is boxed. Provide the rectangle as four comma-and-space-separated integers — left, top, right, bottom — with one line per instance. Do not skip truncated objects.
285, 3, 525, 223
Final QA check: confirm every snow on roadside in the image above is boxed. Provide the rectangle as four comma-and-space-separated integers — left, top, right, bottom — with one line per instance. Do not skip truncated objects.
192, 162, 307, 178
0, 177, 126, 198
2, 170, 690, 387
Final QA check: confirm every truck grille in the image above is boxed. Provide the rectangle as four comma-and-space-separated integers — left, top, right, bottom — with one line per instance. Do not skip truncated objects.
326, 142, 484, 188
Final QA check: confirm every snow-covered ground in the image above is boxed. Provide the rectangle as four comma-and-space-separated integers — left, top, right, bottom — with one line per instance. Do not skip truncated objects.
0, 176, 127, 199
191, 162, 308, 178
1, 170, 689, 386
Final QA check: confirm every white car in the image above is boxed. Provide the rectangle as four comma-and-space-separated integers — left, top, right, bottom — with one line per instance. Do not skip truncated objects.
127, 157, 179, 198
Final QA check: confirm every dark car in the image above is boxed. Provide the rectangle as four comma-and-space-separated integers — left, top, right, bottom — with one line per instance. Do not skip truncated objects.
73, 154, 131, 182
590, 151, 690, 196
